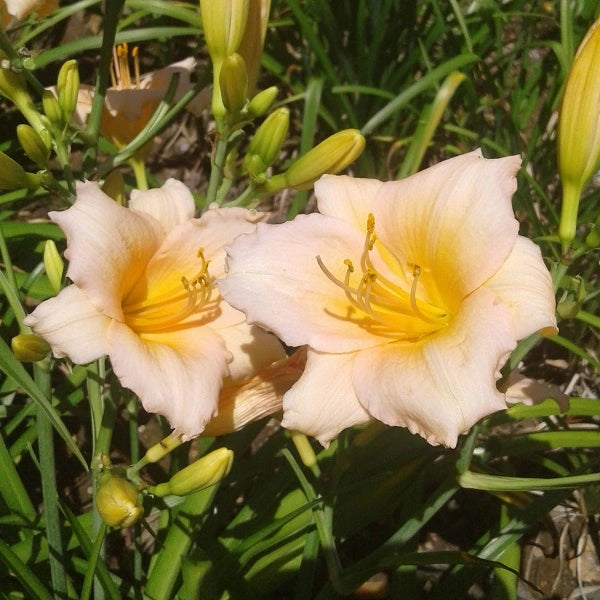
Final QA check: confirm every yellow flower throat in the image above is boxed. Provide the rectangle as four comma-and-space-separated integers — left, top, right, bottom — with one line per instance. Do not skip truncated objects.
122, 249, 213, 334
317, 214, 449, 340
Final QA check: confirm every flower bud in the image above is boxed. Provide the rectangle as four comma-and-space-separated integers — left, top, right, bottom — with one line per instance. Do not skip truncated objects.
247, 86, 277, 119
0, 59, 23, 102
42, 90, 63, 127
238, 0, 271, 95
56, 59, 80, 123
243, 107, 289, 177
102, 169, 126, 206
200, 0, 249, 63
96, 475, 143, 528
140, 433, 183, 466
586, 223, 600, 248
200, 0, 249, 119
17, 124, 50, 168
11, 334, 50, 362
265, 129, 365, 192
220, 53, 248, 115
0, 152, 27, 189
558, 17, 600, 245
150, 447, 233, 497
43, 240, 64, 294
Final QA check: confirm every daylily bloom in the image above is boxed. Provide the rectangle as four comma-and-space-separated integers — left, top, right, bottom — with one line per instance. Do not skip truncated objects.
72, 46, 209, 148
1, 0, 57, 28
220, 150, 558, 447
24, 179, 284, 438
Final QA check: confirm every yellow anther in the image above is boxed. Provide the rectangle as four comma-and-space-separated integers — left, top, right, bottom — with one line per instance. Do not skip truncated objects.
132, 46, 140, 87
367, 213, 375, 234
344, 259, 354, 272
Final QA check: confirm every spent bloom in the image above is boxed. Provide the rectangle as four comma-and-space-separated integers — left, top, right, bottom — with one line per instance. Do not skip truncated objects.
220, 150, 557, 447
25, 179, 284, 438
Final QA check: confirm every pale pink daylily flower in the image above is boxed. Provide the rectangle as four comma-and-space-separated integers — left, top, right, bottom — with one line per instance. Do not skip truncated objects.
24, 179, 284, 438
1, 0, 57, 27
220, 149, 558, 447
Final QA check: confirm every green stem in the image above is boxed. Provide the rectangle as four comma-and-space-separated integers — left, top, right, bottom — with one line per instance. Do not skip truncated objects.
575, 309, 600, 329
35, 361, 67, 597
127, 395, 142, 582
204, 133, 229, 210
80, 522, 108, 600
129, 156, 148, 190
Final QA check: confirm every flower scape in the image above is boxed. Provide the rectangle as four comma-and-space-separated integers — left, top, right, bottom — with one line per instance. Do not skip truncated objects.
1, 2, 599, 598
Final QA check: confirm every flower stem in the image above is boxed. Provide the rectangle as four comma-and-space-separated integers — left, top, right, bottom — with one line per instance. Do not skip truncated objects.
204, 128, 229, 210
129, 156, 148, 190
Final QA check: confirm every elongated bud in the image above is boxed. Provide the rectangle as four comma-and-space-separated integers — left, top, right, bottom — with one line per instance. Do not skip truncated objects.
220, 53, 248, 115
0, 152, 27, 189
56, 60, 80, 123
200, 0, 249, 118
42, 90, 63, 127
11, 334, 50, 362
247, 86, 277, 118
97, 475, 143, 528
102, 170, 126, 205
238, 0, 271, 95
140, 433, 183, 466
43, 240, 64, 294
200, 0, 249, 63
17, 124, 50, 168
149, 447, 233, 497
266, 129, 365, 192
558, 17, 600, 246
243, 107, 289, 177
0, 59, 24, 102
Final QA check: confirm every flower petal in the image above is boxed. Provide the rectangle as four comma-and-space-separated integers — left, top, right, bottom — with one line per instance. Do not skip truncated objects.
129, 179, 195, 234
281, 349, 371, 446
352, 287, 515, 447
220, 213, 394, 352
485, 236, 558, 339
124, 207, 264, 308
315, 174, 383, 230
52, 182, 163, 320
216, 321, 285, 379
24, 285, 110, 364
372, 150, 521, 306
107, 321, 230, 438
73, 85, 94, 125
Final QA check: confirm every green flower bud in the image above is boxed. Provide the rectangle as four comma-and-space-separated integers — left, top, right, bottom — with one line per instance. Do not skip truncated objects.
97, 475, 143, 528
102, 170, 126, 206
265, 129, 365, 193
56, 59, 80, 122
0, 152, 27, 189
11, 334, 50, 362
43, 240, 64, 294
586, 223, 600, 248
150, 447, 233, 497
0, 59, 23, 101
243, 107, 289, 177
17, 124, 50, 168
220, 53, 248, 115
42, 90, 63, 127
140, 433, 183, 466
247, 86, 278, 119
558, 17, 600, 245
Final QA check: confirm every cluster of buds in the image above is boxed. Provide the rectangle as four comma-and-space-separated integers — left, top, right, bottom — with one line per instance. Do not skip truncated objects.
557, 17, 600, 247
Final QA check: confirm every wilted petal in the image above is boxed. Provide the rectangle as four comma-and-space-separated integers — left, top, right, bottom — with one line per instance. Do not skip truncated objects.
107, 321, 230, 438
281, 349, 371, 446
372, 150, 521, 306
315, 174, 382, 231
52, 182, 163, 321
129, 179, 195, 234
485, 236, 558, 338
24, 285, 110, 364
220, 213, 391, 352
352, 287, 515, 447
216, 321, 285, 379
72, 84, 94, 125
4, 0, 56, 21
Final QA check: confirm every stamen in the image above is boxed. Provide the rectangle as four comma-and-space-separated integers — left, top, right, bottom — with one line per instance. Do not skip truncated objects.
409, 265, 438, 324
132, 46, 141, 88
112, 46, 121, 88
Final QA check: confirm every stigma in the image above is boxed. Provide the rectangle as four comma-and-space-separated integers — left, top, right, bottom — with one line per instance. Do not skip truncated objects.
316, 214, 448, 340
